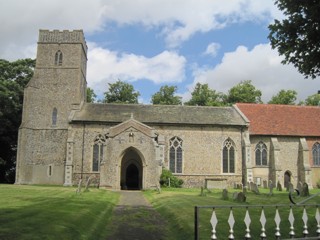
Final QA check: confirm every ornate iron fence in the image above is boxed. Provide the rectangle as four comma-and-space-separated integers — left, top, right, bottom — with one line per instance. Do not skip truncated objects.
194, 204, 320, 239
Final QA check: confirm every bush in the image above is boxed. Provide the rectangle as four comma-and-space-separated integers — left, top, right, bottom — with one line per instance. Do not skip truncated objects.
160, 168, 183, 188
317, 179, 320, 189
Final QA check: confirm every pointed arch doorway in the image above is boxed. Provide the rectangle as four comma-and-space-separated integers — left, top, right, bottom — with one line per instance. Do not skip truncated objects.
120, 148, 143, 190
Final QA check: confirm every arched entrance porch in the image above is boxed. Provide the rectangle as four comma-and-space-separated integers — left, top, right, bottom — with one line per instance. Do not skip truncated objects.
120, 148, 143, 190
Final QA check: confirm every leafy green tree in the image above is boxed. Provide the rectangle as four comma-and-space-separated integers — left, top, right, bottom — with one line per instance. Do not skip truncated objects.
86, 87, 97, 103
305, 93, 320, 106
0, 58, 35, 183
151, 85, 182, 105
268, 89, 297, 105
103, 80, 140, 104
227, 80, 262, 104
269, 1, 320, 79
185, 83, 226, 106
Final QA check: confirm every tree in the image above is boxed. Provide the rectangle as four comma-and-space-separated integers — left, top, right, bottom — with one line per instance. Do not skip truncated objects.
305, 93, 320, 106
185, 82, 226, 106
268, 89, 297, 105
151, 85, 182, 105
227, 80, 262, 104
0, 58, 35, 183
269, 1, 320, 79
103, 80, 140, 104
86, 87, 97, 103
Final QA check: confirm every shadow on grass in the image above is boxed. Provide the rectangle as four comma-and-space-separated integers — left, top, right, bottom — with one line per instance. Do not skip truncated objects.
0, 185, 119, 240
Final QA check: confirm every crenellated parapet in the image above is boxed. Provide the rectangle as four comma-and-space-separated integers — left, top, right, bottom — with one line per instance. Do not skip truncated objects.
38, 29, 87, 53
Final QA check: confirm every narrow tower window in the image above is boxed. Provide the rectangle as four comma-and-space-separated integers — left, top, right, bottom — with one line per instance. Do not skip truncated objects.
55, 50, 63, 66
52, 108, 57, 126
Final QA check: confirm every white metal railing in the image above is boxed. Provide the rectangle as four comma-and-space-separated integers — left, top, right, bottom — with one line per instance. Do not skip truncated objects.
194, 204, 320, 239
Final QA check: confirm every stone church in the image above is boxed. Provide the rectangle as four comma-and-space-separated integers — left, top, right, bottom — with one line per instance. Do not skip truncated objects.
15, 30, 320, 190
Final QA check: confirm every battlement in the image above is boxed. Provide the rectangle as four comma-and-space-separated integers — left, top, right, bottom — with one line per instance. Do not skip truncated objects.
38, 30, 87, 53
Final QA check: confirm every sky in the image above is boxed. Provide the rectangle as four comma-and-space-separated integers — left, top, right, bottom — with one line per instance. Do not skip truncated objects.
1, 0, 319, 104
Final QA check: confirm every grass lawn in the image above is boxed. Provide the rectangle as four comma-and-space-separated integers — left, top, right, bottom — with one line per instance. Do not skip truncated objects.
1, 185, 319, 240
0, 184, 119, 240
144, 188, 320, 240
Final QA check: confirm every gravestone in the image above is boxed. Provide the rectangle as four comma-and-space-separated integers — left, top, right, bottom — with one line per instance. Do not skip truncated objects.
263, 180, 268, 189
222, 188, 229, 200
247, 182, 251, 191
232, 192, 239, 201
251, 183, 260, 195
236, 192, 246, 202
288, 182, 294, 193
250, 182, 255, 191
268, 180, 273, 196
301, 182, 310, 197
76, 179, 82, 194
233, 182, 237, 189
84, 175, 95, 192
276, 181, 282, 191
200, 186, 206, 196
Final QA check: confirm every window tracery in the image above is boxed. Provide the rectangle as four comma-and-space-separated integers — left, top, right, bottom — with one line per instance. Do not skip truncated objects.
92, 134, 106, 172
255, 141, 268, 166
169, 136, 183, 173
222, 138, 235, 173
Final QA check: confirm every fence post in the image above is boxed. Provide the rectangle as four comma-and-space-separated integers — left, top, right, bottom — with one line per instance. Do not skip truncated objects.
195, 206, 199, 240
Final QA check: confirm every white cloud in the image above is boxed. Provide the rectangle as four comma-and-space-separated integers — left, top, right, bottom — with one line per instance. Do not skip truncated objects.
100, 0, 280, 47
0, 0, 106, 60
0, 0, 280, 59
204, 42, 221, 57
190, 44, 320, 103
87, 42, 186, 96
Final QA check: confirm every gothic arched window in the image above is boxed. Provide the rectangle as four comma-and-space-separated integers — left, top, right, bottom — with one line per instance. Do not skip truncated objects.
52, 108, 57, 126
312, 142, 320, 166
255, 141, 268, 166
92, 134, 106, 172
169, 137, 183, 173
222, 138, 235, 173
55, 50, 63, 66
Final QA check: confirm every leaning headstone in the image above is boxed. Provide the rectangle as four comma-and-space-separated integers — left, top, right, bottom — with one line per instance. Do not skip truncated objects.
236, 192, 246, 202
233, 182, 237, 189
252, 183, 260, 195
301, 182, 310, 197
268, 180, 274, 196
247, 182, 251, 191
84, 175, 94, 192
276, 181, 282, 191
222, 188, 229, 200
263, 180, 268, 189
76, 179, 82, 194
237, 183, 241, 189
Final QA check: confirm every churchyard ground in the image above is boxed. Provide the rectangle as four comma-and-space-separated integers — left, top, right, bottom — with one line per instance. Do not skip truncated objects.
0, 185, 319, 239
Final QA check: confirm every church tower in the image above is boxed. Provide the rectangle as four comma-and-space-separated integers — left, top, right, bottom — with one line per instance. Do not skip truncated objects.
15, 30, 87, 184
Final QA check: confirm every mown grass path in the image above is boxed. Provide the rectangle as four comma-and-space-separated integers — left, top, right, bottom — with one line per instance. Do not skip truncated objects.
105, 191, 169, 240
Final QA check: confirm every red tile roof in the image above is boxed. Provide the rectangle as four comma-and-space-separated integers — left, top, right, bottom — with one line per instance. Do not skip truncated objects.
236, 103, 320, 136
